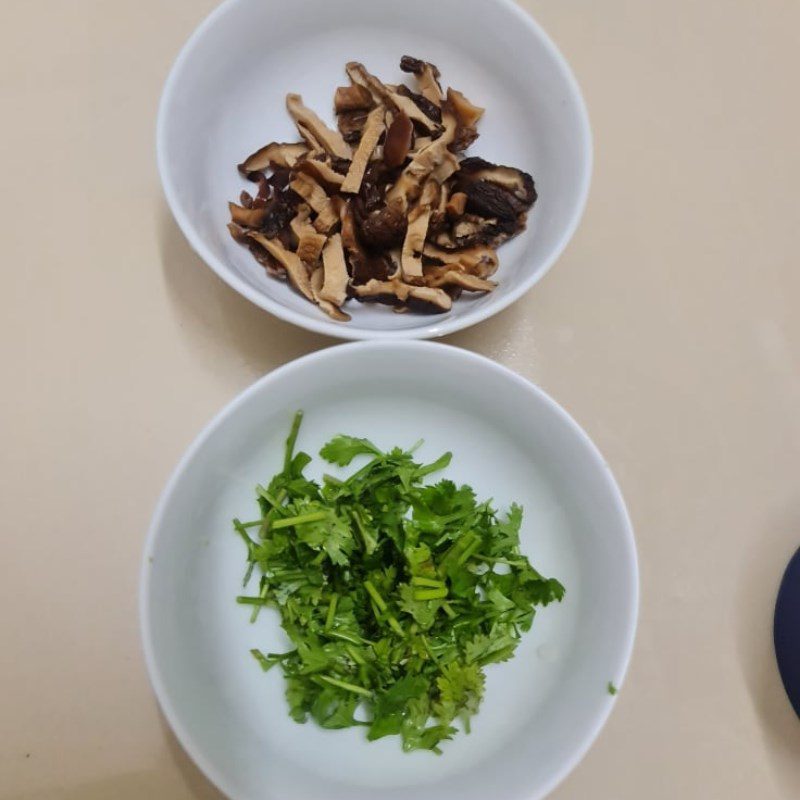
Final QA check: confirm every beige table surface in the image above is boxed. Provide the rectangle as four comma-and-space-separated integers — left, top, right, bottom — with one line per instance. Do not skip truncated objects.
2, 0, 800, 797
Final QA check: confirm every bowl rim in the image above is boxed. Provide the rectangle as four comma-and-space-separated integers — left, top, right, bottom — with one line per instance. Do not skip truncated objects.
156, 0, 593, 341
139, 340, 638, 800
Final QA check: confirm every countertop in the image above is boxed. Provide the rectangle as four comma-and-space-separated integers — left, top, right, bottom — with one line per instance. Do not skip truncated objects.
2, 1, 799, 797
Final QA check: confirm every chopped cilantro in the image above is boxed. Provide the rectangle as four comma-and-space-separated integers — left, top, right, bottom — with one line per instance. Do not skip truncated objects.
234, 411, 565, 752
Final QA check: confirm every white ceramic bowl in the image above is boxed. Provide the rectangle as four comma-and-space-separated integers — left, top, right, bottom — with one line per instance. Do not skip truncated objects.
140, 342, 637, 800
157, 0, 591, 340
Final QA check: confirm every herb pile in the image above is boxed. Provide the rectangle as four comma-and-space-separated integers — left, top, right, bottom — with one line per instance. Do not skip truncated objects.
234, 411, 564, 753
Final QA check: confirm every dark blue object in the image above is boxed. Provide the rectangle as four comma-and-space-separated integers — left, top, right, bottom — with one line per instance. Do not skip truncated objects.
774, 547, 800, 718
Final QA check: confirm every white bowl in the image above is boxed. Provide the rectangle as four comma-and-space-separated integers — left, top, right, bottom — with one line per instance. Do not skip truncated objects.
140, 342, 637, 800
157, 0, 592, 340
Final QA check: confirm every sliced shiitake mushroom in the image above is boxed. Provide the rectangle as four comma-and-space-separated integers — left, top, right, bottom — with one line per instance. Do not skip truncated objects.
341, 106, 385, 194
334, 84, 373, 112
286, 94, 352, 159
319, 233, 349, 306
238, 141, 308, 173
383, 110, 414, 169
457, 157, 537, 205
399, 55, 444, 106
289, 172, 339, 233
228, 201, 268, 228
247, 231, 313, 301
337, 109, 370, 143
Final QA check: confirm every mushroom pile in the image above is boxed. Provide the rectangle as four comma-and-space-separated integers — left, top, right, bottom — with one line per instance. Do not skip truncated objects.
228, 56, 537, 321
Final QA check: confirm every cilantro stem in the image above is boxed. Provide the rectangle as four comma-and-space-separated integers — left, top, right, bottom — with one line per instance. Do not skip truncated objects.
314, 674, 372, 697
233, 519, 257, 557
346, 645, 366, 665
283, 410, 304, 472
414, 587, 449, 601
236, 596, 270, 605
441, 601, 457, 619
415, 451, 452, 479
457, 537, 482, 566
324, 594, 338, 630
387, 615, 404, 636
271, 510, 328, 529
411, 576, 445, 588
250, 580, 268, 623
363, 580, 388, 612
324, 629, 374, 646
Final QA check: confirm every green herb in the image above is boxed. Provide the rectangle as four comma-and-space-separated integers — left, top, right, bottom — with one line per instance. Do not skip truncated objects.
607, 681, 618, 696
234, 411, 565, 752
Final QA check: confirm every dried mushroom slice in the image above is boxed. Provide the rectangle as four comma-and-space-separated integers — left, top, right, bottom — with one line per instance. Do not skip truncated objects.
354, 279, 452, 313
239, 141, 308, 173
354, 201, 407, 251
319, 233, 349, 306
289, 173, 339, 233
286, 94, 352, 159
295, 157, 346, 191
401, 204, 431, 280
446, 191, 468, 217
337, 109, 370, 144
447, 88, 484, 128
310, 267, 351, 322
290, 210, 327, 266
247, 232, 313, 301
341, 106, 385, 194
334, 84, 373, 112
399, 55, 444, 105
423, 243, 499, 278
423, 264, 496, 292
346, 62, 442, 135
457, 157, 537, 205
228, 201, 268, 228
383, 110, 414, 169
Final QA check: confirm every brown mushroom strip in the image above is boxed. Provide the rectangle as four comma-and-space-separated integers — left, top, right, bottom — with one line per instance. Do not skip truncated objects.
340, 106, 385, 194
431, 151, 460, 183
412, 136, 432, 152
401, 204, 431, 280
446, 191, 468, 218
319, 233, 349, 306
289, 173, 339, 233
423, 243, 499, 278
286, 94, 352, 159
346, 62, 441, 134
386, 108, 458, 209
408, 285, 452, 313
337, 109, 370, 144
334, 84, 373, 112
399, 55, 444, 105
447, 88, 484, 128
353, 278, 451, 312
247, 232, 313, 301
239, 141, 308, 173
457, 157, 537, 204
295, 158, 346, 191
310, 267, 351, 322
228, 201, 268, 228
383, 110, 414, 169
290, 211, 327, 265
345, 61, 392, 104
424, 264, 496, 292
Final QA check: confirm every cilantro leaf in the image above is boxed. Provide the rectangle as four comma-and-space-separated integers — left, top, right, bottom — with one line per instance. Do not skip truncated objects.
320, 435, 382, 466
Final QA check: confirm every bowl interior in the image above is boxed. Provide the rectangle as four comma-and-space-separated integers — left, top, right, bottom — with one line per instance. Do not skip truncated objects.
142, 343, 637, 800
158, 0, 591, 338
